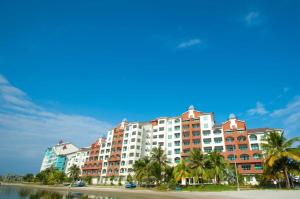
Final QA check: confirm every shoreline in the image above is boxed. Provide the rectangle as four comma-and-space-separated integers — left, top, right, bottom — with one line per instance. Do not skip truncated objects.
2, 182, 300, 199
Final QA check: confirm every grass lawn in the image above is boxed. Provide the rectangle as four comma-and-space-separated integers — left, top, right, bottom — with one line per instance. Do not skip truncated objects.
182, 184, 237, 192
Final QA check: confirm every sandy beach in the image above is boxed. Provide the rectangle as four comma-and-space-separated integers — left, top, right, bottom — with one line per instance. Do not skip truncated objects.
2, 183, 300, 199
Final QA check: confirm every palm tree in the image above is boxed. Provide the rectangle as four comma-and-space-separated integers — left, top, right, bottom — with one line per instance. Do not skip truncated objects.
68, 165, 80, 183
262, 131, 300, 189
133, 156, 150, 185
150, 146, 168, 184
173, 159, 190, 185
188, 149, 210, 184
207, 151, 228, 184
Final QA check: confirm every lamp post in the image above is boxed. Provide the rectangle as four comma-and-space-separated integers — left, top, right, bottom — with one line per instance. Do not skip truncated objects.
234, 146, 240, 191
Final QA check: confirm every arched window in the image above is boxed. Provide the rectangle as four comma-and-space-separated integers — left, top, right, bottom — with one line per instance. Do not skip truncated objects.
174, 157, 180, 163
249, 134, 257, 141
240, 154, 250, 160
253, 153, 262, 160
228, 155, 236, 161
237, 136, 247, 142
226, 137, 234, 142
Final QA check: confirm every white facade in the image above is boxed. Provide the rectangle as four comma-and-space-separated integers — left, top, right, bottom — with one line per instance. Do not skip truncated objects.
64, 147, 90, 176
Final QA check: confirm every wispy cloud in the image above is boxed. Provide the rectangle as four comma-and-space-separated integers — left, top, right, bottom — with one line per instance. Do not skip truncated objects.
0, 74, 112, 174
247, 101, 268, 116
244, 11, 263, 27
177, 38, 202, 48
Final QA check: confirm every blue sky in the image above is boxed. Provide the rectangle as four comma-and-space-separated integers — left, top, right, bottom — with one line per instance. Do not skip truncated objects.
0, 0, 300, 174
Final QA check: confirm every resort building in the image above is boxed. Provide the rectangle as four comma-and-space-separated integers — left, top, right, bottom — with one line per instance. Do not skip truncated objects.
40, 141, 79, 172
64, 147, 90, 176
40, 106, 281, 185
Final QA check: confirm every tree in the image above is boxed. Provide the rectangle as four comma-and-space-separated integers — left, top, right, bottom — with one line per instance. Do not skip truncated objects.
68, 165, 80, 183
173, 159, 190, 185
150, 146, 168, 185
188, 149, 210, 184
23, 173, 34, 182
262, 131, 300, 189
110, 175, 115, 185
133, 156, 151, 185
207, 151, 228, 184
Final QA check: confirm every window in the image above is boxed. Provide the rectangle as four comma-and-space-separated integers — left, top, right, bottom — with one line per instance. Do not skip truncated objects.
214, 146, 223, 152
237, 136, 247, 142
122, 154, 126, 158
203, 123, 209, 128
214, 137, 222, 143
132, 125, 137, 128
129, 160, 133, 164
249, 134, 257, 141
192, 131, 200, 136
251, 144, 259, 150
204, 147, 212, 153
153, 135, 157, 139
159, 127, 164, 131
131, 138, 135, 142
240, 154, 250, 160
129, 153, 134, 157
183, 149, 190, 154
175, 157, 180, 163
138, 131, 141, 136
136, 145, 140, 150
239, 144, 248, 151
255, 164, 263, 170
159, 134, 164, 138
130, 145, 135, 149
168, 127, 172, 132
175, 119, 180, 124
192, 124, 200, 129
168, 142, 172, 147
228, 155, 236, 161
167, 120, 172, 125
226, 137, 234, 142
152, 141, 157, 145
136, 153, 140, 157
174, 141, 180, 146
137, 138, 141, 143
253, 153, 261, 160
242, 164, 251, 170
123, 140, 128, 144
182, 125, 189, 130
174, 133, 180, 138
183, 133, 189, 138
168, 150, 172, 155
193, 139, 200, 145
214, 129, 221, 134
132, 131, 136, 135
183, 141, 190, 146
203, 138, 211, 144
174, 149, 180, 154
226, 145, 236, 151
202, 130, 211, 136
159, 120, 165, 124
123, 147, 127, 151
125, 133, 129, 138
168, 135, 172, 139
174, 126, 180, 131
226, 130, 233, 134
158, 142, 164, 146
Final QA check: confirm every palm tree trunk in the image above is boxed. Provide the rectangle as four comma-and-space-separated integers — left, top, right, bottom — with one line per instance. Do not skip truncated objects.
283, 166, 291, 189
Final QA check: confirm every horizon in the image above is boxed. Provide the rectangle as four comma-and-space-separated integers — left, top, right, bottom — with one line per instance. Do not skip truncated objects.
1, 0, 300, 175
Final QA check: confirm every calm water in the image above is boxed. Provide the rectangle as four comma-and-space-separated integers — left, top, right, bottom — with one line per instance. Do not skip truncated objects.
0, 185, 180, 199
0, 185, 121, 199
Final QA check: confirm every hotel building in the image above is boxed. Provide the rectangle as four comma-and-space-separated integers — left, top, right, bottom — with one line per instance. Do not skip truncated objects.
40, 106, 281, 185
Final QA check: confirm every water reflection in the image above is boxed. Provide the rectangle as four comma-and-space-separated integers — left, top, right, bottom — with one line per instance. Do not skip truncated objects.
6, 186, 118, 199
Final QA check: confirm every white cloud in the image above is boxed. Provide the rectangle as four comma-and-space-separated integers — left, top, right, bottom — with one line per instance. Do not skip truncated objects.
0, 74, 112, 173
245, 11, 262, 27
177, 38, 202, 48
247, 101, 268, 116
